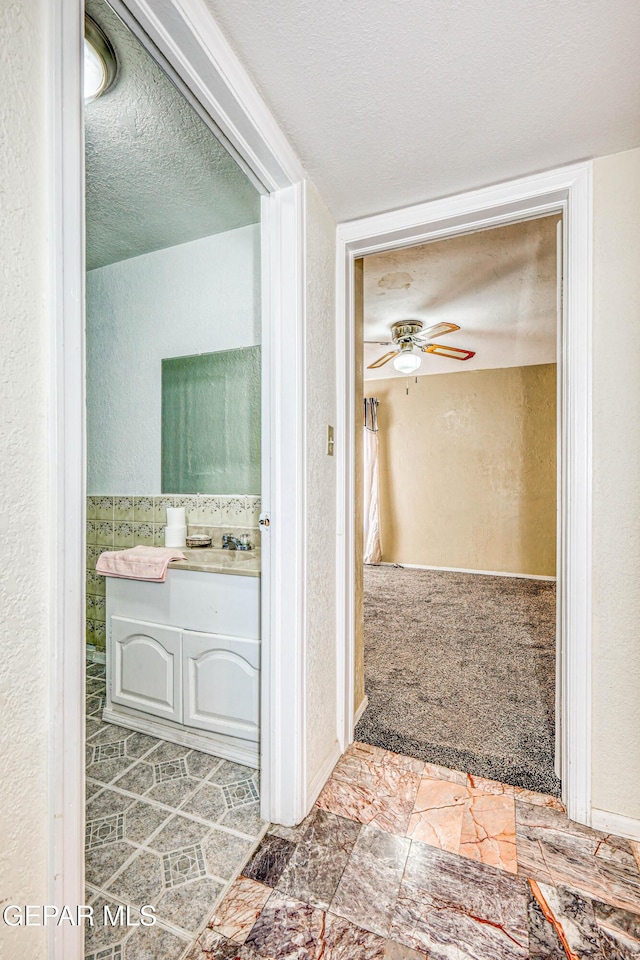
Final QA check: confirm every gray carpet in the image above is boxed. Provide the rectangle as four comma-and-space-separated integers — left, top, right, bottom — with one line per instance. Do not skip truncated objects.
355, 565, 561, 796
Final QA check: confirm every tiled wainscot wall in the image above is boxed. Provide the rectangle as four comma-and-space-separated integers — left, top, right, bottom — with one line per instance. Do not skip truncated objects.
86, 494, 261, 655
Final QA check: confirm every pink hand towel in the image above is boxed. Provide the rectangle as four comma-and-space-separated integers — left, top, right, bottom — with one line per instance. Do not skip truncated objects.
96, 545, 187, 582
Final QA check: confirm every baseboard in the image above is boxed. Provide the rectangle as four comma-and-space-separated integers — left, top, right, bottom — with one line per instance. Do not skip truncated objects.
306, 741, 341, 810
375, 561, 556, 582
102, 706, 259, 768
591, 807, 640, 842
354, 695, 369, 726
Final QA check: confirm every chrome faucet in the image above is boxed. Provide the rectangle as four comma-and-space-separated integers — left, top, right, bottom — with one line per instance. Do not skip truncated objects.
222, 534, 253, 551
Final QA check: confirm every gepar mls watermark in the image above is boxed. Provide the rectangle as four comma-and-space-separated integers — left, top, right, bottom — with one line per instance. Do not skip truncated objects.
3, 904, 156, 927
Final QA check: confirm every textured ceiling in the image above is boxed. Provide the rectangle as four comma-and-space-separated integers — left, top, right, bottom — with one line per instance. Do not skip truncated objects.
85, 0, 260, 270
203, 0, 640, 222
364, 215, 559, 380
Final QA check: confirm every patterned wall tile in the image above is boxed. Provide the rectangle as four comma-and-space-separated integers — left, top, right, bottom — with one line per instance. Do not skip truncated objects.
113, 522, 134, 548
134, 496, 154, 522
94, 621, 106, 652
220, 496, 247, 525
113, 497, 134, 521
94, 597, 106, 623
95, 497, 114, 521
153, 524, 166, 547
95, 521, 114, 547
87, 594, 96, 619
86, 619, 96, 646
86, 496, 99, 521
133, 522, 154, 546
154, 497, 175, 524
246, 497, 261, 527
86, 520, 97, 545
198, 497, 222, 526
174, 496, 199, 524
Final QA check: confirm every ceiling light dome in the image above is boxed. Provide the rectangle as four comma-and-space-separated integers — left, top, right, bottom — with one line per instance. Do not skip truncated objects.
393, 347, 421, 374
84, 15, 117, 104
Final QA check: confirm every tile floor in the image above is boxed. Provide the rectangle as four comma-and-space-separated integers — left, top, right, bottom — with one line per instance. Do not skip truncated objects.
189, 740, 640, 960
85, 661, 267, 960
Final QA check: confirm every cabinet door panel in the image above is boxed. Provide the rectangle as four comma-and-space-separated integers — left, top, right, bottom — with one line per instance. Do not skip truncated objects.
111, 616, 182, 722
183, 631, 260, 743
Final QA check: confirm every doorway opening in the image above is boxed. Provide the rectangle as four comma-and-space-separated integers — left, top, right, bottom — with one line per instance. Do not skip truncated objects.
356, 215, 561, 797
336, 164, 593, 827
83, 1, 267, 955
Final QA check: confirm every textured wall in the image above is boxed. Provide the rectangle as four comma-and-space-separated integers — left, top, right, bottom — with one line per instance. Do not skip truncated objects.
591, 147, 640, 820
87, 223, 260, 493
303, 181, 339, 797
367, 364, 557, 576
0, 0, 49, 955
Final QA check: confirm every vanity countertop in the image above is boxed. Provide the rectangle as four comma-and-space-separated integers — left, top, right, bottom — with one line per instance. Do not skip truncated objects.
168, 547, 260, 577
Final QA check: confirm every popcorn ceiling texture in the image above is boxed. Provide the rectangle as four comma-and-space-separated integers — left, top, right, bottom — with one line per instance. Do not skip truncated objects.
0, 0, 49, 954
84, 0, 259, 269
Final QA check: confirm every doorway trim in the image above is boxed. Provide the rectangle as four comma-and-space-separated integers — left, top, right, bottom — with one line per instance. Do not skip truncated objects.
335, 162, 593, 826
49, 1, 307, 956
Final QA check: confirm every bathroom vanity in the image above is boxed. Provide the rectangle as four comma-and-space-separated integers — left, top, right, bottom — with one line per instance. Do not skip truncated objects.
103, 549, 261, 767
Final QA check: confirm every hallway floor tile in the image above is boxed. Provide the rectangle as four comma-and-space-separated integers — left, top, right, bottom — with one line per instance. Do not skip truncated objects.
187, 741, 640, 960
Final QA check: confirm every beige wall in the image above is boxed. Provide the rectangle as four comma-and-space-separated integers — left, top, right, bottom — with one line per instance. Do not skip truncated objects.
0, 1, 50, 956
591, 147, 640, 821
367, 363, 557, 576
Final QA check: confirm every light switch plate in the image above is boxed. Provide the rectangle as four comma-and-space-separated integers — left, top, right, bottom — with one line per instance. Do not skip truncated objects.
327, 425, 335, 456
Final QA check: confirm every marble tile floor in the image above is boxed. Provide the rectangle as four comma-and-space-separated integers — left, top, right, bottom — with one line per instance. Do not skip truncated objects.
188, 740, 640, 960
84, 661, 268, 960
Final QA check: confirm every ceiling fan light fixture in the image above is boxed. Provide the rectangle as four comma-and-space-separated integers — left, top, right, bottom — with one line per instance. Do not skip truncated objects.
393, 349, 421, 374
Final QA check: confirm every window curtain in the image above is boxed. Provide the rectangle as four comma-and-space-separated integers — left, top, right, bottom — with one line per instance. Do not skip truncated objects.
363, 398, 382, 565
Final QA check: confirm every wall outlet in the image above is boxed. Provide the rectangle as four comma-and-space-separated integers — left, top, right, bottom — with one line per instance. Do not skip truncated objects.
327, 425, 335, 456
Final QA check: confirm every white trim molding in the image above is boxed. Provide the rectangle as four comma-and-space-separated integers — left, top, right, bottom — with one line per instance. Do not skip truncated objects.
260, 182, 309, 825
591, 808, 640, 843
48, 1, 86, 957
336, 162, 593, 826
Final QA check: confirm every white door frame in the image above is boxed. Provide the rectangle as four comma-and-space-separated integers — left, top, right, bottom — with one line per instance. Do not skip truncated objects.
49, 1, 308, 956
335, 162, 593, 826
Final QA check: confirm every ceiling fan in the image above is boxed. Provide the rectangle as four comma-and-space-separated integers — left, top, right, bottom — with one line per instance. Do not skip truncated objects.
366, 320, 475, 373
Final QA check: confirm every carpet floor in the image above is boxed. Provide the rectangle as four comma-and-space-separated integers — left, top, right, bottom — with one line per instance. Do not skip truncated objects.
355, 565, 561, 796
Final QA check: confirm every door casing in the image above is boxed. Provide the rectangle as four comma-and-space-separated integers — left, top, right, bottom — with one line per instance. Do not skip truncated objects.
335, 162, 593, 826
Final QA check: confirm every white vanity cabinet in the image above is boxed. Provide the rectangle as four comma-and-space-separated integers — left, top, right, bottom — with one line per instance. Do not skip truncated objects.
111, 617, 182, 722
182, 631, 260, 742
104, 567, 260, 767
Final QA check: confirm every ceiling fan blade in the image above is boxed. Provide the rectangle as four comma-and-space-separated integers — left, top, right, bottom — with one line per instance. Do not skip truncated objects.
421, 343, 475, 361
415, 321, 460, 341
364, 340, 394, 345
367, 349, 400, 369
